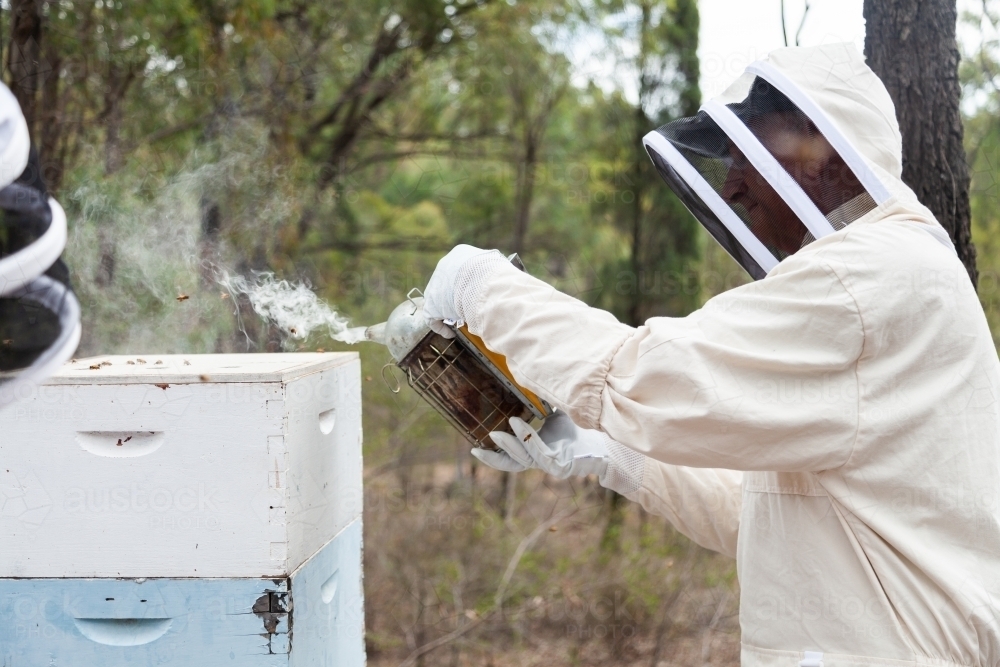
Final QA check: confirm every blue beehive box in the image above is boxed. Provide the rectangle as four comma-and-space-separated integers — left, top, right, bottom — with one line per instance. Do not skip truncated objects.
0, 520, 363, 666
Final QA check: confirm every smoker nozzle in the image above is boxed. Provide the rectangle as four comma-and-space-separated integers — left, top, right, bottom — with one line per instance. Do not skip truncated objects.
363, 322, 387, 345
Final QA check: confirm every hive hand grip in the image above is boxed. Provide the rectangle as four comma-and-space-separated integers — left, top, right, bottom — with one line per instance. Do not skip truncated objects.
321, 569, 340, 604
73, 618, 173, 646
318, 408, 336, 435
76, 431, 165, 458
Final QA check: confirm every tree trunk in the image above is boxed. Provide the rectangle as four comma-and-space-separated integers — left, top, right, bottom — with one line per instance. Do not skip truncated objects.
508, 78, 563, 256
102, 63, 136, 176
7, 0, 43, 135
37, 45, 63, 189
199, 197, 222, 289
627, 103, 647, 328
501, 471, 517, 522
864, 0, 977, 286
104, 97, 125, 176
511, 138, 538, 256
599, 487, 627, 554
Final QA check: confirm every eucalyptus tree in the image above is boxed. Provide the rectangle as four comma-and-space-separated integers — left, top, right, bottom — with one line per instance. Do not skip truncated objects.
581, 0, 702, 326
865, 0, 977, 285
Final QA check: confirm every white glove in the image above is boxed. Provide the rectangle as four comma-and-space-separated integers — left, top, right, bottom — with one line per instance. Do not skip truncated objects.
423, 244, 504, 338
473, 412, 645, 495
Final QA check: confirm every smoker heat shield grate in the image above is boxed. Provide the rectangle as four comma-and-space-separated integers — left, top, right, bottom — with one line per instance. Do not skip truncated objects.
397, 330, 537, 448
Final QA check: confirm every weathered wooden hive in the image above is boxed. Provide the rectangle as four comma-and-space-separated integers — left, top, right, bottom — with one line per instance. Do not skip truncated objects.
0, 353, 365, 666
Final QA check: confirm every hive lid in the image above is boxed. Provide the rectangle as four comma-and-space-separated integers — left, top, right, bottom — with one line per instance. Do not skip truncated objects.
48, 352, 357, 384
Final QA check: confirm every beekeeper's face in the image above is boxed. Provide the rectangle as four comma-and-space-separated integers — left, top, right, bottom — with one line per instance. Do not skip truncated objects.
720, 136, 809, 256
720, 112, 848, 255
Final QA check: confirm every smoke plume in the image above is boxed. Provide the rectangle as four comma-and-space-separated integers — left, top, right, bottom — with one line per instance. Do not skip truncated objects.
219, 271, 368, 345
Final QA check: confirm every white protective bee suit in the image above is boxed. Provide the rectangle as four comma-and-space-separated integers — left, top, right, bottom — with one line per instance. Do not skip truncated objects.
429, 44, 1000, 666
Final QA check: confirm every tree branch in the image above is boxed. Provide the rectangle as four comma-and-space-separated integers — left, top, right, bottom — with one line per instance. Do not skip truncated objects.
781, 0, 789, 47
367, 126, 499, 143
309, 23, 406, 134
795, 1, 812, 46
305, 237, 454, 254
347, 145, 495, 172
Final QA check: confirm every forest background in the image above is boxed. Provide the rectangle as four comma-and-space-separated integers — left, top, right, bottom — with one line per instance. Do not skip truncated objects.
5, 0, 1000, 664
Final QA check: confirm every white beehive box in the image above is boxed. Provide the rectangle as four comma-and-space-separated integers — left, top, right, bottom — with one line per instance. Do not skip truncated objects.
0, 353, 363, 579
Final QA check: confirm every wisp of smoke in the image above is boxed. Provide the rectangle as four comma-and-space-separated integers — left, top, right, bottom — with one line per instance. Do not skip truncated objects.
219, 271, 368, 345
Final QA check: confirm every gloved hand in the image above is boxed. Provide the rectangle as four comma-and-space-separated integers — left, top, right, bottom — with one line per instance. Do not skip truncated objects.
473, 411, 644, 495
423, 244, 504, 338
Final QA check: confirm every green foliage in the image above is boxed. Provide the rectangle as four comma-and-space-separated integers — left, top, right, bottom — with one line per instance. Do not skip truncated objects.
570, 0, 704, 325
963, 3, 1000, 343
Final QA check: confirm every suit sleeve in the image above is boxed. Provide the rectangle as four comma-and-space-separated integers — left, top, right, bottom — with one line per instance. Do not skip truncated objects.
625, 460, 743, 558
465, 255, 863, 472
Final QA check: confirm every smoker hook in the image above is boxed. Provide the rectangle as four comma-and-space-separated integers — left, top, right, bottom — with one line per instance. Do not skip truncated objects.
381, 363, 402, 394
406, 287, 423, 314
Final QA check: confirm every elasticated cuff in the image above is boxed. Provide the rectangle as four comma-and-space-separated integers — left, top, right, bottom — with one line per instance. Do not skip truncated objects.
453, 250, 510, 335
601, 436, 645, 496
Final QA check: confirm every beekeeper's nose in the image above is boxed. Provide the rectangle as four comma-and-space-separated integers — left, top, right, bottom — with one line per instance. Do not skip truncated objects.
721, 159, 751, 208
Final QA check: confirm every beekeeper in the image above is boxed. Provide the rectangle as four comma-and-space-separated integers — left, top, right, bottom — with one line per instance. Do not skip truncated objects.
423, 44, 1000, 666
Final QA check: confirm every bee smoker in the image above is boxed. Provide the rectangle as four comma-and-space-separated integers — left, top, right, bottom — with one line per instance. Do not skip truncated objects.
363, 257, 552, 448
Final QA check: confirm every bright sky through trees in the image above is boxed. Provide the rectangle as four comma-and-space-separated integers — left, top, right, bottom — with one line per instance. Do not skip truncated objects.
698, 0, 864, 98
562, 0, 866, 104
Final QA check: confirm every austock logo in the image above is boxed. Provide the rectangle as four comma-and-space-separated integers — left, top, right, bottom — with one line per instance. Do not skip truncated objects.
63, 483, 222, 515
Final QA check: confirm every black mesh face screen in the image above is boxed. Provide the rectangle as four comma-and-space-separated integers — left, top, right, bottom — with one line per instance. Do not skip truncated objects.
655, 112, 810, 263
0, 294, 62, 377
646, 75, 881, 281
645, 145, 767, 280
731, 77, 877, 225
